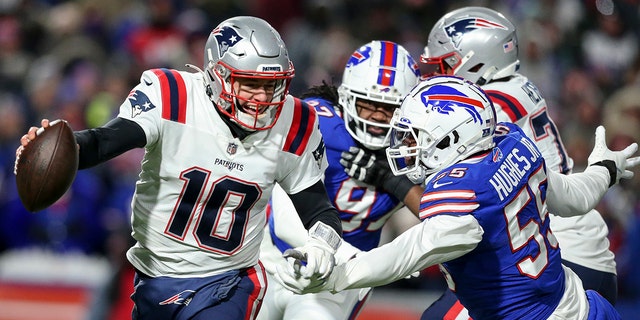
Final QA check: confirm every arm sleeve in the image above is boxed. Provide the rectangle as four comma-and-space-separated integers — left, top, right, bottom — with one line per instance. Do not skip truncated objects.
73, 117, 146, 169
288, 180, 342, 235
331, 214, 483, 291
270, 183, 310, 248
546, 165, 610, 217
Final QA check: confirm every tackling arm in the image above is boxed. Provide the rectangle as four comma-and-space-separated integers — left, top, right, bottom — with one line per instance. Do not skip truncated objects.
547, 125, 639, 217
546, 167, 609, 217
277, 214, 483, 294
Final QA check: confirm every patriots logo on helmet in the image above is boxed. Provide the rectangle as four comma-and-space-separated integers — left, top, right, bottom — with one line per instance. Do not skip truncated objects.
444, 18, 507, 48
421, 85, 484, 123
346, 45, 372, 68
212, 26, 244, 58
127, 90, 156, 118
159, 290, 195, 305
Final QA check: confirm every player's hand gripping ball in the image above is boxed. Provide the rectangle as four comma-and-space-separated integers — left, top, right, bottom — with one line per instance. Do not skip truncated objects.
14, 119, 78, 212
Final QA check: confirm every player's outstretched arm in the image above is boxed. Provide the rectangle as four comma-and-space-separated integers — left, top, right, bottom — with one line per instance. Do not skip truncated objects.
277, 214, 483, 295
547, 125, 639, 217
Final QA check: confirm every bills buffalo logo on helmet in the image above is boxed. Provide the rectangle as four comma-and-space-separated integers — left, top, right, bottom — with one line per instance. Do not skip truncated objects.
212, 26, 244, 58
421, 85, 484, 124
346, 45, 372, 68
444, 18, 507, 48
127, 90, 156, 118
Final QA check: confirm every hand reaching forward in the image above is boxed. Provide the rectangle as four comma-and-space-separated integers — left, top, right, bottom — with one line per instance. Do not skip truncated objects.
280, 222, 341, 281
587, 126, 639, 186
274, 258, 339, 295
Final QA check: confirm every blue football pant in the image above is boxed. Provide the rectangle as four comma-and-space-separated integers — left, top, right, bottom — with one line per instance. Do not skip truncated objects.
131, 264, 266, 320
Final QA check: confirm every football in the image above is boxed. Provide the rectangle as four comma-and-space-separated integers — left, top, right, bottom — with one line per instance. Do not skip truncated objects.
15, 119, 78, 212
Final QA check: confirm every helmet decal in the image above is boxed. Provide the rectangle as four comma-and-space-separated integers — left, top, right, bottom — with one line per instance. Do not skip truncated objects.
212, 26, 244, 58
408, 57, 421, 77
503, 40, 516, 53
346, 45, 372, 68
421, 85, 485, 124
377, 41, 399, 86
444, 18, 507, 48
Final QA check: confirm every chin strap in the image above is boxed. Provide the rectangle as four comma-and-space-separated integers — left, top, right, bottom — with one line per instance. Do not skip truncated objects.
476, 66, 498, 86
186, 63, 215, 100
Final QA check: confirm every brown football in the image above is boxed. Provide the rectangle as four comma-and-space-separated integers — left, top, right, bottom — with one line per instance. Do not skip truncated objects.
15, 119, 78, 212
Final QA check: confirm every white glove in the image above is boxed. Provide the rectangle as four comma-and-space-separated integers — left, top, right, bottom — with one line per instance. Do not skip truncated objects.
283, 221, 341, 280
275, 260, 341, 295
587, 126, 640, 186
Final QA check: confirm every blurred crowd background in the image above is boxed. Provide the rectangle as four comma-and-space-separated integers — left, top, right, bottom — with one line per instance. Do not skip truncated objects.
0, 0, 639, 319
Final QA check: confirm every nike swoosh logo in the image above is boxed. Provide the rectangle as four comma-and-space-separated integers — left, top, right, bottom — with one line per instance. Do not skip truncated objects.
432, 180, 453, 189
144, 79, 152, 86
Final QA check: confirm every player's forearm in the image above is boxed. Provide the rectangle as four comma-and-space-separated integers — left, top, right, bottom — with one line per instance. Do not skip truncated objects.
74, 117, 146, 169
289, 180, 342, 235
546, 166, 610, 217
332, 215, 482, 291
402, 185, 424, 217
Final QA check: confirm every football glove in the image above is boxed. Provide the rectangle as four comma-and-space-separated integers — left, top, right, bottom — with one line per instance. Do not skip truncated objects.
340, 146, 415, 201
275, 260, 340, 295
282, 221, 341, 280
587, 126, 639, 186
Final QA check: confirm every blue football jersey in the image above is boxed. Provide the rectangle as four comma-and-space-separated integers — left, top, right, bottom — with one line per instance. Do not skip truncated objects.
420, 123, 564, 319
268, 97, 402, 252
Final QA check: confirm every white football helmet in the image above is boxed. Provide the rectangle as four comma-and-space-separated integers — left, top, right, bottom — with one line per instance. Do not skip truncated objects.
203, 16, 294, 130
421, 6, 519, 85
386, 75, 496, 184
339, 40, 421, 150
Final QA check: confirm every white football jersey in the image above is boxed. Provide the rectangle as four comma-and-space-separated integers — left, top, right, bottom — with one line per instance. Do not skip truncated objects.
483, 74, 616, 274
118, 68, 326, 278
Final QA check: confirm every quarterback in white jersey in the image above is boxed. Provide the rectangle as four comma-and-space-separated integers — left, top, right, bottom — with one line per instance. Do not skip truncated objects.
17, 17, 342, 320
419, 6, 618, 318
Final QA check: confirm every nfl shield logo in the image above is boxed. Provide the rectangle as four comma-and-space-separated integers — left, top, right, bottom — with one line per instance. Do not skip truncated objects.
227, 143, 237, 155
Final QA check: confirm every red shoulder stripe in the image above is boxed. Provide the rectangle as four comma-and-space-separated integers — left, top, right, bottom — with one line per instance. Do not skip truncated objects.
152, 68, 187, 123
283, 98, 317, 155
485, 90, 527, 122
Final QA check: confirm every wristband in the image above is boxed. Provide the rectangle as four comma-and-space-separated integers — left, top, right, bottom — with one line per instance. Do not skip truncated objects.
590, 160, 616, 187
309, 222, 341, 251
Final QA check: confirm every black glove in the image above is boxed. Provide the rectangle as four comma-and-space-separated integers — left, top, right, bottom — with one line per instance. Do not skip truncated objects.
340, 146, 415, 201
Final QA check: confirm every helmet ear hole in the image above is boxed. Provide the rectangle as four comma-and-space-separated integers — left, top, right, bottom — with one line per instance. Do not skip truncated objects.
436, 136, 450, 149
468, 63, 484, 73
436, 131, 460, 150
